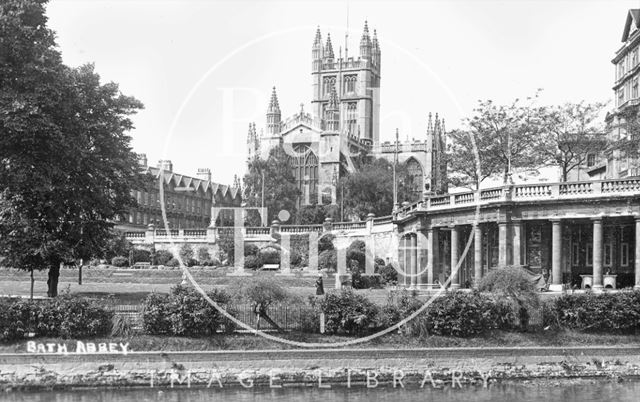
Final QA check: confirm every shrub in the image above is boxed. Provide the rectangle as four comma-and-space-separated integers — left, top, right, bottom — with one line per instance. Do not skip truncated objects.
320, 289, 379, 335
166, 258, 180, 267
39, 294, 114, 339
478, 266, 540, 330
290, 235, 309, 268
179, 244, 194, 262
352, 270, 383, 289
547, 291, 640, 332
217, 235, 235, 264
244, 254, 263, 270
377, 263, 398, 285
244, 243, 259, 257
111, 314, 135, 337
318, 234, 335, 253
197, 247, 211, 263
318, 249, 337, 272
406, 291, 505, 337
155, 250, 174, 266
229, 277, 292, 332
111, 256, 129, 267
347, 240, 367, 271
259, 247, 281, 265
378, 290, 423, 330
0, 299, 37, 341
142, 286, 233, 336
132, 249, 151, 263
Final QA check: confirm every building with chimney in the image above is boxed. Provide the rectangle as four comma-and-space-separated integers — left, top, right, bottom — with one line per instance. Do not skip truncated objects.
247, 22, 447, 207
116, 156, 242, 231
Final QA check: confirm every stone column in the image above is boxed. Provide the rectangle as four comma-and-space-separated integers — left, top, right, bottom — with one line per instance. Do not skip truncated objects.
512, 221, 522, 266
417, 230, 429, 288
450, 226, 460, 290
592, 218, 604, 292
474, 224, 482, 288
410, 234, 418, 289
402, 236, 409, 288
498, 222, 509, 267
549, 219, 563, 291
635, 217, 640, 290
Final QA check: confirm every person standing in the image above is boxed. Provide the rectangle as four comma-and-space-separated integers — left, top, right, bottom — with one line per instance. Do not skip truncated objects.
315, 274, 324, 296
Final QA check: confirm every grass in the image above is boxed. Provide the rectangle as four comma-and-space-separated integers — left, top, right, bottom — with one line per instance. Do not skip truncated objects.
3, 330, 640, 353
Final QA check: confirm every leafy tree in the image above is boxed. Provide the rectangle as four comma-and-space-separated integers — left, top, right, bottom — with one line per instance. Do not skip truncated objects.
340, 156, 415, 220
540, 102, 608, 182
243, 146, 300, 225
447, 95, 547, 189
229, 276, 292, 332
0, 0, 144, 296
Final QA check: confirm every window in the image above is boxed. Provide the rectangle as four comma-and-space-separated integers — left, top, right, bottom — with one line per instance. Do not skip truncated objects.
587, 154, 596, 167
289, 144, 318, 205
618, 88, 625, 106
405, 158, 424, 200
343, 75, 357, 94
604, 243, 612, 267
619, 62, 625, 79
633, 77, 639, 99
586, 243, 593, 266
322, 76, 336, 96
633, 48, 639, 67
344, 102, 358, 135
571, 242, 580, 266
621, 243, 629, 267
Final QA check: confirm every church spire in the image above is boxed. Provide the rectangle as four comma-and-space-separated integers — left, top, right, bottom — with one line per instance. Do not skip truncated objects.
324, 33, 334, 59
266, 86, 281, 136
360, 20, 372, 59
312, 26, 323, 71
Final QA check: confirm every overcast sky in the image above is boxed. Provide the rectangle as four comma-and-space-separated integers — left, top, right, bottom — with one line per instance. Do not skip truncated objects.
47, 0, 639, 185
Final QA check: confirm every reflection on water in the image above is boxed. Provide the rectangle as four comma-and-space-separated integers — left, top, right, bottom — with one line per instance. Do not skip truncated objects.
4, 381, 640, 402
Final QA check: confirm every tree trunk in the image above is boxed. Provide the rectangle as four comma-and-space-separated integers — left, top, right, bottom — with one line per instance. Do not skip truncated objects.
47, 264, 60, 297
30, 267, 34, 301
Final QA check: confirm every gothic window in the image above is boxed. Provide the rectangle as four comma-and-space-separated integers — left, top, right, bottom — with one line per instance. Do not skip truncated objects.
344, 102, 357, 134
343, 75, 357, 94
289, 144, 318, 205
633, 77, 639, 99
405, 158, 424, 200
587, 154, 596, 167
323, 76, 336, 96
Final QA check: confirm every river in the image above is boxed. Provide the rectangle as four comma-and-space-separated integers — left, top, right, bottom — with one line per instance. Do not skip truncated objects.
3, 380, 639, 402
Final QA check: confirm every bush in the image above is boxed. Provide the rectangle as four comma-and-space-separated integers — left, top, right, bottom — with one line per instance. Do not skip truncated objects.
111, 314, 135, 337
378, 290, 423, 329
377, 263, 398, 285
347, 240, 366, 271
318, 249, 337, 272
547, 291, 640, 332
217, 235, 235, 264
142, 286, 233, 336
244, 254, 263, 270
0, 299, 37, 341
405, 291, 506, 337
320, 289, 379, 335
111, 256, 129, 267
197, 247, 211, 263
132, 249, 151, 263
259, 247, 281, 265
37, 293, 114, 339
244, 243, 259, 257
155, 250, 174, 266
179, 244, 194, 262
352, 271, 383, 289
228, 277, 291, 332
318, 234, 335, 253
166, 258, 180, 267
478, 266, 540, 330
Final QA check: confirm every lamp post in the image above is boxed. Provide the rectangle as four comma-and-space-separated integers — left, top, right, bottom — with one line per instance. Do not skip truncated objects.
393, 128, 399, 210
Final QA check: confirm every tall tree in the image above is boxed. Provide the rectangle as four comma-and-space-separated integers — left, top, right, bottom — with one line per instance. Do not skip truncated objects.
540, 102, 608, 182
340, 156, 415, 220
0, 0, 144, 296
447, 95, 547, 189
243, 146, 300, 225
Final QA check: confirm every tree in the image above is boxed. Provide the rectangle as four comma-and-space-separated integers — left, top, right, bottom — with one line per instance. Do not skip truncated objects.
229, 276, 291, 332
448, 95, 547, 189
340, 156, 415, 220
243, 146, 300, 225
540, 102, 608, 182
0, 0, 144, 297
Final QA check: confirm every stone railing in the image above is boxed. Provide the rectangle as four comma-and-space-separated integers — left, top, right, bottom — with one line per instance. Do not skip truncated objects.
397, 178, 640, 215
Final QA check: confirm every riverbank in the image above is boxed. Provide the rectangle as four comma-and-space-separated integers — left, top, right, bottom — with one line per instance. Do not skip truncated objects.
3, 343, 640, 391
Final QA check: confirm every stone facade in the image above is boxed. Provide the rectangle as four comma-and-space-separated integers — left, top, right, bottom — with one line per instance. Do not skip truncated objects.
247, 22, 447, 207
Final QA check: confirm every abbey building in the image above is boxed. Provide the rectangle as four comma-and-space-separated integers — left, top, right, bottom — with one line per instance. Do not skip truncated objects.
246, 22, 447, 206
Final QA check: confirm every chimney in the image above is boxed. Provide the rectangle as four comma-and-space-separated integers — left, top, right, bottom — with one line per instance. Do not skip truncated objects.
157, 160, 173, 172
197, 168, 212, 182
137, 153, 148, 167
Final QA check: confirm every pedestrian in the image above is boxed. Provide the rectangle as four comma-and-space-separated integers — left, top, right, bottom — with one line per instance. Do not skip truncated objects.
315, 273, 324, 296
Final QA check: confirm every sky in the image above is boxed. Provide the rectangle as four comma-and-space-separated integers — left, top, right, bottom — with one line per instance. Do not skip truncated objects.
46, 0, 640, 185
